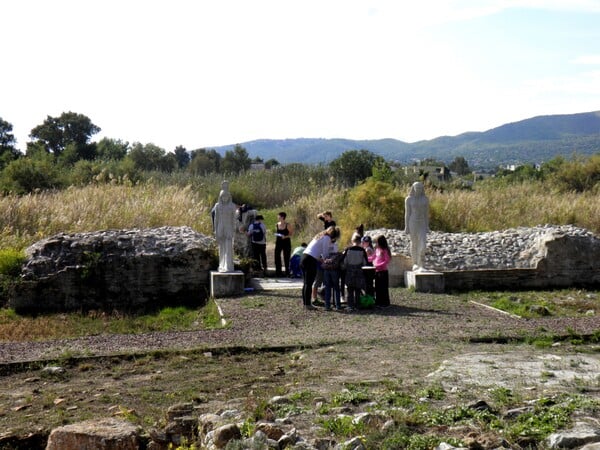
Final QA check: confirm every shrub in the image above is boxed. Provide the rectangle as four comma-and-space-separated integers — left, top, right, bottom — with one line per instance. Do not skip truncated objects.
0, 248, 25, 277
0, 248, 25, 307
551, 153, 600, 193
0, 155, 64, 194
339, 179, 405, 232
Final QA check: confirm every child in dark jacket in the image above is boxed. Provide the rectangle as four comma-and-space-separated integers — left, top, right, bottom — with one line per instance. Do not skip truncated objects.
342, 233, 368, 312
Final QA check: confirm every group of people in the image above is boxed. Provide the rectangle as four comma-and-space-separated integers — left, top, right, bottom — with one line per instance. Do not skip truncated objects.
300, 211, 392, 312
214, 180, 430, 313
245, 211, 295, 278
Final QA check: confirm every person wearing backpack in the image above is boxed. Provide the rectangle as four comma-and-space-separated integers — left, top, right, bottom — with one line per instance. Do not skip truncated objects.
247, 215, 268, 276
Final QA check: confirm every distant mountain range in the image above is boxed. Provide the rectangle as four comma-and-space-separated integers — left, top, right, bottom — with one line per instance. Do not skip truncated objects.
213, 111, 600, 169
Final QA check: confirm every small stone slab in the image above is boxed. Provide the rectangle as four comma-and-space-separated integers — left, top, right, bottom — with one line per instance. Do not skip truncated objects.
404, 270, 445, 293
46, 418, 139, 450
210, 271, 245, 298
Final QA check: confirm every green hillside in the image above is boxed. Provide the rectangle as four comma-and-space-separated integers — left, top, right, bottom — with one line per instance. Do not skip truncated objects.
213, 111, 600, 168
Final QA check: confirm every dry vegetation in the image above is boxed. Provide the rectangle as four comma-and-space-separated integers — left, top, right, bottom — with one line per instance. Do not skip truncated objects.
0, 176, 598, 252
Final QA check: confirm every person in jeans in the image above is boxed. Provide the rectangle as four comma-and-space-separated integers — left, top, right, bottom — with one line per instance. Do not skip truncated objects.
322, 238, 341, 311
300, 226, 340, 310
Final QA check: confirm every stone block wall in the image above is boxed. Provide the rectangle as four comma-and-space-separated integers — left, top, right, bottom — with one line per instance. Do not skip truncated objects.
10, 226, 216, 314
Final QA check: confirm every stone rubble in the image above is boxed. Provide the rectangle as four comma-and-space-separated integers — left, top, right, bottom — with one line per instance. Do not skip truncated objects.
43, 395, 600, 450
367, 224, 598, 271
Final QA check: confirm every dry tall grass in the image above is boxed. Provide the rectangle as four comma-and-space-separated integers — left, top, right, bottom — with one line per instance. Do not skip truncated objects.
429, 182, 600, 232
0, 179, 598, 251
0, 183, 213, 250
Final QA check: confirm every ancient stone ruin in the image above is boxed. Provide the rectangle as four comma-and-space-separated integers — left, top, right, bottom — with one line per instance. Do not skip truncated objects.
8, 224, 600, 314
10, 226, 216, 314
368, 225, 600, 290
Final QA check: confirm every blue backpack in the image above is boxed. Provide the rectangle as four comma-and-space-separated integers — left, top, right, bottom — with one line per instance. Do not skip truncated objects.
251, 223, 264, 242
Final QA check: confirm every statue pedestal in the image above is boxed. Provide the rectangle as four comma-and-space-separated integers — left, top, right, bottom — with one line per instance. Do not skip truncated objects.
404, 270, 444, 293
210, 271, 245, 298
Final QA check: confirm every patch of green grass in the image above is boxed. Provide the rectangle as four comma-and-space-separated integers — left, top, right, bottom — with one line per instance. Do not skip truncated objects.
319, 414, 366, 438
199, 299, 226, 329
490, 387, 520, 407
381, 390, 413, 408
416, 384, 446, 401
331, 385, 371, 406
506, 401, 572, 441
464, 289, 600, 318
0, 304, 218, 342
0, 248, 26, 277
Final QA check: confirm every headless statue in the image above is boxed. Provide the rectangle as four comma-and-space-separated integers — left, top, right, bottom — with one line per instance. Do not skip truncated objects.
404, 181, 429, 270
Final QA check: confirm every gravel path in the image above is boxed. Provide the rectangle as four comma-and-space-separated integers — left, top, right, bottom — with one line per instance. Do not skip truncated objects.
0, 288, 598, 365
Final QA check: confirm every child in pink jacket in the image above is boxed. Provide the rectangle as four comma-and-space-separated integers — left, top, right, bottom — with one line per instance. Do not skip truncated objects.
373, 235, 391, 307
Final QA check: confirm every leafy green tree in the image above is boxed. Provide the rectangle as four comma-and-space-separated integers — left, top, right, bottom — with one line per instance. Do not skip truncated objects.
29, 111, 100, 159
449, 156, 471, 175
419, 157, 446, 166
264, 158, 280, 169
329, 149, 383, 186
371, 159, 394, 183
127, 143, 175, 172
96, 138, 129, 161
174, 146, 190, 169
496, 164, 542, 182
221, 144, 251, 174
0, 117, 20, 169
189, 149, 221, 175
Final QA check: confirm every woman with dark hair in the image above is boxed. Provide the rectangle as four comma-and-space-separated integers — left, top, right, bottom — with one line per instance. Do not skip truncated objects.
300, 226, 340, 310
373, 234, 391, 307
274, 212, 293, 277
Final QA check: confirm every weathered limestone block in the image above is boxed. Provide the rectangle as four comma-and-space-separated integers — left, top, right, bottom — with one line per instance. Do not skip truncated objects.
46, 418, 139, 450
11, 226, 216, 314
527, 230, 600, 286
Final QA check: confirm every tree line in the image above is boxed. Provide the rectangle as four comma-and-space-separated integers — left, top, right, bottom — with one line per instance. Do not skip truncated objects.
0, 112, 597, 195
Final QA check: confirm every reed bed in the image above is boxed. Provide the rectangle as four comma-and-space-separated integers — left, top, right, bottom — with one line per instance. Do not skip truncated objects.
0, 183, 213, 250
0, 178, 597, 251
428, 182, 599, 233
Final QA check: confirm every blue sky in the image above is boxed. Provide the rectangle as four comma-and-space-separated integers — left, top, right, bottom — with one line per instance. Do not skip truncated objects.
2, 1, 600, 154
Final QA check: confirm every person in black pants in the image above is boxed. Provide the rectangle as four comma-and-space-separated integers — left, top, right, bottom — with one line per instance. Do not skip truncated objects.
274, 212, 293, 277
247, 215, 267, 276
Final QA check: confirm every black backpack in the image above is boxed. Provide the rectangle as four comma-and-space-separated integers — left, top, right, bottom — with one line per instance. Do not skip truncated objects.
252, 223, 264, 242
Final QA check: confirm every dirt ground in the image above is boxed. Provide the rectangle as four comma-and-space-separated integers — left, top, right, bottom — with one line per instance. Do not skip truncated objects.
0, 287, 598, 447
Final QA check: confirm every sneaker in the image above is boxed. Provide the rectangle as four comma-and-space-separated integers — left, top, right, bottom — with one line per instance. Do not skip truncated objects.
346, 307, 355, 313
312, 299, 324, 307
324, 307, 332, 311
304, 305, 317, 310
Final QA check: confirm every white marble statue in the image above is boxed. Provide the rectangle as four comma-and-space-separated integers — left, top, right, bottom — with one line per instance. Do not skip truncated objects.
404, 181, 429, 270
213, 181, 236, 272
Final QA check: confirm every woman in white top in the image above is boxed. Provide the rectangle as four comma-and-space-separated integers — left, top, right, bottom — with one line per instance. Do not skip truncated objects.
300, 226, 340, 310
